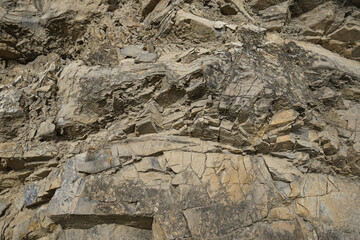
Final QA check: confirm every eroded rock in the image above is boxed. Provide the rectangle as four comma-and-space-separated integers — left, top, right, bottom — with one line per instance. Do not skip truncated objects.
1, 0, 360, 239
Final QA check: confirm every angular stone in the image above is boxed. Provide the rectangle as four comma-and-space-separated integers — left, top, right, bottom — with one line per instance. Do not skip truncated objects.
262, 155, 303, 182
174, 10, 217, 42
26, 167, 53, 181
329, 25, 360, 43
23, 144, 58, 161
24, 168, 63, 207
136, 116, 162, 135
219, 120, 235, 145
0, 43, 22, 60
0, 202, 10, 216
135, 52, 158, 63
164, 151, 192, 173
56, 62, 167, 138
297, 2, 336, 32
270, 109, 299, 129
259, 1, 289, 31
163, 111, 185, 129
323, 141, 339, 155
75, 148, 121, 174
0, 142, 22, 159
254, 139, 271, 153
190, 152, 206, 178
295, 139, 322, 155
274, 135, 295, 151
11, 211, 43, 240
248, 0, 284, 11
319, 129, 340, 155
291, 0, 327, 16
46, 138, 283, 239
57, 224, 152, 240
0, 89, 25, 140
186, 79, 206, 99
24, 184, 38, 207
140, 0, 161, 17
135, 157, 163, 172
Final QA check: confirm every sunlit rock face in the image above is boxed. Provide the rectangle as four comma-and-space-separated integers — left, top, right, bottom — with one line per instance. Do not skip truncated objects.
0, 0, 360, 239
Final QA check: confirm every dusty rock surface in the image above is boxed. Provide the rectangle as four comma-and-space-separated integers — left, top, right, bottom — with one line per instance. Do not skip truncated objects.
1, 0, 360, 239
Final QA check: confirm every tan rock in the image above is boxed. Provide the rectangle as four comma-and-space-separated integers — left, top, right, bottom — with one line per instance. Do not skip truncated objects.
268, 207, 296, 220
36, 121, 56, 139
262, 156, 302, 182
201, 168, 221, 199
289, 181, 301, 198
297, 2, 336, 32
270, 109, 299, 129
140, 0, 161, 17
134, 157, 163, 172
0, 142, 22, 159
190, 152, 206, 178
329, 25, 360, 43
274, 135, 296, 151
173, 10, 217, 43
164, 151, 192, 173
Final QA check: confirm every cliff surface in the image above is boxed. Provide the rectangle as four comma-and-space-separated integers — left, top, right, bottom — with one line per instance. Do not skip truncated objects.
1, 0, 360, 239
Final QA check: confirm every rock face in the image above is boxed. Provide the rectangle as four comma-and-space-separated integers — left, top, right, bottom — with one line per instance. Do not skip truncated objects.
0, 0, 360, 239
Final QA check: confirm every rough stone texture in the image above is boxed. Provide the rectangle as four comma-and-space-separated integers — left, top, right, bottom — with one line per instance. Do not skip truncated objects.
0, 0, 360, 239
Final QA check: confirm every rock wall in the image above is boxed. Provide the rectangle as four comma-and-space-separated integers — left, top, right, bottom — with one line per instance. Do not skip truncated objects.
0, 0, 360, 239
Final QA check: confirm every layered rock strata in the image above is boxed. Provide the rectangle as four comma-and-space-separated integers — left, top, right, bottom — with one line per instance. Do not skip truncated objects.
1, 0, 360, 239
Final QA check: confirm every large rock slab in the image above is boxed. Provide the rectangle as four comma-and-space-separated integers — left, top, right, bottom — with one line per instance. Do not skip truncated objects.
57, 224, 152, 240
48, 136, 283, 239
46, 135, 360, 239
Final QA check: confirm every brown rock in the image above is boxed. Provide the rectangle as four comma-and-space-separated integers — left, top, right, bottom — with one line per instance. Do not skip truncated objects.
270, 109, 299, 129
140, 0, 161, 17
274, 135, 296, 151
220, 3, 238, 15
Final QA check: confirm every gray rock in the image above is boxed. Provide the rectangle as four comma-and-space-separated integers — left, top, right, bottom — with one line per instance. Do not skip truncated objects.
0, 202, 10, 216
120, 45, 143, 58
24, 184, 38, 207
220, 3, 238, 15
75, 148, 122, 174
259, 1, 289, 31
57, 224, 153, 240
0, 89, 25, 140
135, 52, 158, 63
247, 0, 284, 11
36, 121, 56, 139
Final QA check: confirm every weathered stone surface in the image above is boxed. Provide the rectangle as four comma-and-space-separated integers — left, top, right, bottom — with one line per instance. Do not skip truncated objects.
140, 0, 161, 17
270, 109, 299, 129
36, 120, 56, 139
220, 3, 238, 15
24, 168, 62, 207
172, 10, 217, 43
46, 137, 279, 238
1, 0, 360, 239
328, 25, 360, 43
57, 224, 153, 240
120, 45, 143, 58
259, 1, 289, 31
0, 202, 10, 216
247, 0, 284, 11
290, 0, 327, 16
75, 148, 121, 174
296, 2, 336, 33
0, 89, 25, 140
41, 134, 360, 238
